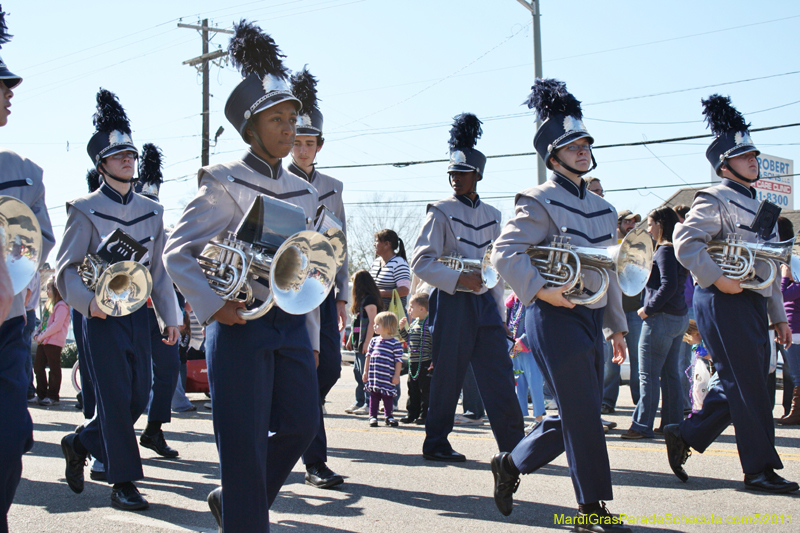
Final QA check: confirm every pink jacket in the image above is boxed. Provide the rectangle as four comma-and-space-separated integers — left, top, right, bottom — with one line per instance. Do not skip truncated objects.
38, 300, 71, 348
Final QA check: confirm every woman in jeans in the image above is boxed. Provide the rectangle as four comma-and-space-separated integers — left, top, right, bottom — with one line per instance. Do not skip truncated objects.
623, 207, 689, 439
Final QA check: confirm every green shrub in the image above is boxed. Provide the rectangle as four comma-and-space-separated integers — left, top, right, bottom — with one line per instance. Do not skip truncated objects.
61, 342, 78, 369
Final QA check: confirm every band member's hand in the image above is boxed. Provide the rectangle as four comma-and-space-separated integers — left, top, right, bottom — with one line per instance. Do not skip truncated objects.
458, 271, 483, 292
89, 298, 108, 319
535, 285, 575, 308
774, 322, 792, 348
0, 263, 13, 324
161, 326, 180, 345
399, 317, 407, 330
610, 332, 627, 364
637, 307, 648, 320
213, 301, 247, 326
314, 350, 319, 368
713, 275, 743, 295
336, 300, 347, 332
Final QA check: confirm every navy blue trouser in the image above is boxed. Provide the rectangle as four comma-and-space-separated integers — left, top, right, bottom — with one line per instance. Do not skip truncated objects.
146, 307, 180, 423
510, 302, 613, 504
206, 307, 319, 533
424, 289, 523, 456
0, 317, 33, 533
680, 286, 783, 474
72, 307, 96, 419
76, 307, 152, 483
303, 291, 342, 466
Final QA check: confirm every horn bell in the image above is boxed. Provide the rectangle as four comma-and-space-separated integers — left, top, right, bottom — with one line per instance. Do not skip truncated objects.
614, 226, 654, 297
94, 260, 153, 317
269, 230, 336, 315
0, 196, 43, 295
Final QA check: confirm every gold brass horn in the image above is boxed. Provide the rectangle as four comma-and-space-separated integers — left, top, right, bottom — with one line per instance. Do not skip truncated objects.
198, 230, 337, 320
436, 245, 499, 292
524, 226, 653, 305
77, 254, 153, 316
706, 233, 794, 290
0, 196, 43, 295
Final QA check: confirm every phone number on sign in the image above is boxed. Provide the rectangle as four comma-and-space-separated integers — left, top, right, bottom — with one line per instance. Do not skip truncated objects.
617, 514, 791, 526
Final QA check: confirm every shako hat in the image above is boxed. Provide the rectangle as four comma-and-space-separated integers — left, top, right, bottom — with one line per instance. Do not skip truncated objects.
702, 94, 759, 177
0, 6, 20, 89
87, 88, 137, 166
225, 20, 300, 140
527, 78, 595, 174
447, 113, 486, 179
135, 143, 164, 200
291, 66, 322, 137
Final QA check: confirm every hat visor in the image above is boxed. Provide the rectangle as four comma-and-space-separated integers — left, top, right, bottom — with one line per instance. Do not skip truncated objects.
98, 143, 138, 162
0, 69, 22, 89
296, 126, 322, 136
447, 163, 479, 173
552, 131, 594, 151
726, 145, 760, 159
252, 94, 302, 117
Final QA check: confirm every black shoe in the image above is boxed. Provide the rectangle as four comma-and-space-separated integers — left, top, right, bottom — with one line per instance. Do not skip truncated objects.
490, 453, 519, 516
422, 450, 466, 462
744, 468, 800, 494
90, 469, 107, 482
600, 404, 615, 415
305, 462, 344, 489
110, 482, 149, 511
573, 503, 632, 533
140, 430, 179, 458
208, 487, 223, 532
61, 433, 87, 494
415, 417, 426, 425
663, 424, 690, 482
386, 417, 399, 427
399, 416, 416, 424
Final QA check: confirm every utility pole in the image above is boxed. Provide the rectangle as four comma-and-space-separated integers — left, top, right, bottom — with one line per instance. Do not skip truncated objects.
179, 20, 233, 167
515, 0, 546, 185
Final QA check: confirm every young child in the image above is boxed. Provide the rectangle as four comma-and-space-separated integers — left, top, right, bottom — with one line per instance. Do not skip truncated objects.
682, 320, 715, 414
362, 311, 403, 427
399, 293, 433, 425
33, 278, 71, 406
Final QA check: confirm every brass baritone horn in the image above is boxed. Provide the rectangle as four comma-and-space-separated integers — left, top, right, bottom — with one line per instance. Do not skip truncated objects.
524, 226, 653, 306
0, 196, 43, 295
706, 233, 795, 290
78, 254, 153, 317
436, 245, 499, 292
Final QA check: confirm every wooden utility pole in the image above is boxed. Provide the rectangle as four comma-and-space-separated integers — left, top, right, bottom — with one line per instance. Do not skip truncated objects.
515, 0, 546, 185
179, 20, 233, 167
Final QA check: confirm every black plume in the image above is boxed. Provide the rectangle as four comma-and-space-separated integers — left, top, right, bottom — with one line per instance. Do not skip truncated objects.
524, 78, 583, 121
92, 88, 131, 134
86, 169, 101, 193
448, 113, 483, 150
0, 6, 12, 48
138, 143, 164, 186
291, 66, 319, 113
701, 94, 749, 135
228, 20, 288, 79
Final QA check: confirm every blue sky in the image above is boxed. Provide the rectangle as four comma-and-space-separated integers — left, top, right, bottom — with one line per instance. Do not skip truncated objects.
2, 1, 799, 262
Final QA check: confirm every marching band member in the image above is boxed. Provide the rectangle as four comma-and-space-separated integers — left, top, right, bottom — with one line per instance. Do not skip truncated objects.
288, 67, 348, 489
664, 95, 798, 494
163, 21, 321, 532
489, 79, 631, 532
56, 89, 180, 511
410, 113, 524, 462
134, 143, 181, 459
0, 9, 55, 530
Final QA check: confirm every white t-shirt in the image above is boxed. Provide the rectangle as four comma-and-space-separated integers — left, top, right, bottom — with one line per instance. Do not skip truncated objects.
369, 255, 411, 309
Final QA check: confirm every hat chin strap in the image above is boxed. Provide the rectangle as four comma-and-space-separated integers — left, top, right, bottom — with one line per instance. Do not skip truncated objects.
724, 160, 760, 184
551, 152, 597, 177
99, 162, 136, 184
248, 119, 281, 162
448, 174, 477, 196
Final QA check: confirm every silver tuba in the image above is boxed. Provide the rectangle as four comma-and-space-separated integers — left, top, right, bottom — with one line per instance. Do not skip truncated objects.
78, 254, 153, 316
0, 196, 43, 295
706, 233, 795, 290
436, 245, 499, 292
524, 226, 653, 305
197, 195, 338, 320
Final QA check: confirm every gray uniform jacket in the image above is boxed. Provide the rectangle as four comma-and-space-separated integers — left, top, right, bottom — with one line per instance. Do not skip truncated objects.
0, 149, 55, 321
54, 183, 180, 328
673, 179, 787, 325
163, 151, 322, 351
287, 162, 349, 303
410, 194, 505, 321
491, 173, 627, 339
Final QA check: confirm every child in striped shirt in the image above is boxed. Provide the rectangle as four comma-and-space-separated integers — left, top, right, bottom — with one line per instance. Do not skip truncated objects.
399, 292, 433, 425
363, 312, 404, 427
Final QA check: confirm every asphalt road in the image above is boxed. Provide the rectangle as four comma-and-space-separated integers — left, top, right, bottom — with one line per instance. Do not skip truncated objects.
9, 368, 799, 532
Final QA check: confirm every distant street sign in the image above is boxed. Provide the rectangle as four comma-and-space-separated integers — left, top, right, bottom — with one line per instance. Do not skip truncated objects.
711, 153, 794, 209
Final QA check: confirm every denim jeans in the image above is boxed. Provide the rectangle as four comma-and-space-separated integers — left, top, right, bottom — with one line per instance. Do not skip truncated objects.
171, 362, 195, 412
630, 312, 689, 437
676, 307, 695, 411
784, 343, 800, 385
513, 350, 545, 417
461, 363, 484, 419
354, 350, 366, 406
602, 310, 642, 409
